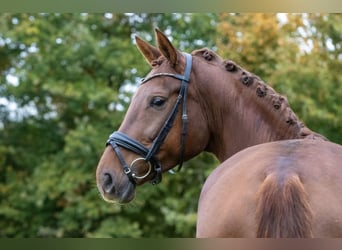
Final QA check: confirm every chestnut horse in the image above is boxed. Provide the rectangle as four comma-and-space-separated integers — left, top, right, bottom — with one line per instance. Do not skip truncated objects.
96, 29, 342, 237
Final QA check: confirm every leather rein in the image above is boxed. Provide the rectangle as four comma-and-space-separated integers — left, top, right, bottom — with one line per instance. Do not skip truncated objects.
106, 53, 192, 185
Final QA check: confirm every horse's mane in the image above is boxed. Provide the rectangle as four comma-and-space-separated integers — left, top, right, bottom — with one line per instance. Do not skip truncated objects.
192, 48, 327, 141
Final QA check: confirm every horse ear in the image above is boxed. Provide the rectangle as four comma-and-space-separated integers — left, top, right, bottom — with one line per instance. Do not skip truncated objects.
135, 35, 161, 65
155, 28, 178, 67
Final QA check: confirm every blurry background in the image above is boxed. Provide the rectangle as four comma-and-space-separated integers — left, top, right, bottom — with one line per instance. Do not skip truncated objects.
0, 13, 341, 237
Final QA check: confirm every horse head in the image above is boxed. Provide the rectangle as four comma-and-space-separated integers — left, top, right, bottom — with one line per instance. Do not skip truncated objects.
96, 29, 210, 204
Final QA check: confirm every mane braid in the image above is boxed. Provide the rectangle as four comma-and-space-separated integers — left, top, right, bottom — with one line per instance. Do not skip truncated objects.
193, 48, 327, 141
220, 57, 328, 141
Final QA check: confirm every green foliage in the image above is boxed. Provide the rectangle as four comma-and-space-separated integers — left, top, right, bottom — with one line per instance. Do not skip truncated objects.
0, 13, 341, 238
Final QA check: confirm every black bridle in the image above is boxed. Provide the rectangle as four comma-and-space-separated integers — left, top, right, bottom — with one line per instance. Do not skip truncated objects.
106, 53, 192, 185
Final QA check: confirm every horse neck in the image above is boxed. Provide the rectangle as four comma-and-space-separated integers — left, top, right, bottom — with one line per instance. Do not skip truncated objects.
192, 56, 326, 162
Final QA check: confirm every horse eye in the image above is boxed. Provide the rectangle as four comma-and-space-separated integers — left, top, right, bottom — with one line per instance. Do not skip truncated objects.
150, 97, 166, 107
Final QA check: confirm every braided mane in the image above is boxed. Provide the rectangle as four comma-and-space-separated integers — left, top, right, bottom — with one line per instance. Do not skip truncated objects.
192, 48, 327, 141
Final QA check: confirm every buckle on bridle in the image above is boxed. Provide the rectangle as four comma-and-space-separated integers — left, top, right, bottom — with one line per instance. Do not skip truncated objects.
150, 163, 162, 185
123, 167, 132, 175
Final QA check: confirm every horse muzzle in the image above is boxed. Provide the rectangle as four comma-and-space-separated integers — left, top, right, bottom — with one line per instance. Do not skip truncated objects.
97, 165, 136, 204
96, 145, 159, 204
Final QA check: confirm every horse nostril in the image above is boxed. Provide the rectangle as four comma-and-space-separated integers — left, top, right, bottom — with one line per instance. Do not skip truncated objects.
102, 172, 115, 194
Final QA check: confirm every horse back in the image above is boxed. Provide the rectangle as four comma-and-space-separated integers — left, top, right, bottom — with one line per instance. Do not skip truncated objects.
196, 139, 342, 238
